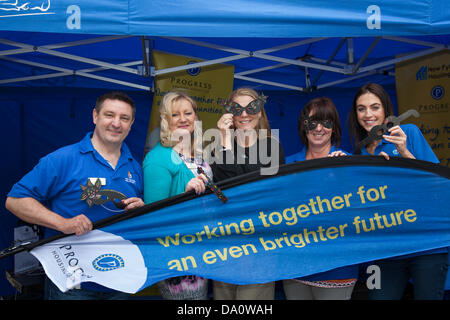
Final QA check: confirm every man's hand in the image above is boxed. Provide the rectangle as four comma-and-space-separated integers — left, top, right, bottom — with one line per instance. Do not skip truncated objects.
121, 197, 145, 211
60, 214, 93, 236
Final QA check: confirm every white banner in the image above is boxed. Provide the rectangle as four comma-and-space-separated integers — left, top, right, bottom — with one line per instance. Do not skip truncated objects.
31, 230, 148, 293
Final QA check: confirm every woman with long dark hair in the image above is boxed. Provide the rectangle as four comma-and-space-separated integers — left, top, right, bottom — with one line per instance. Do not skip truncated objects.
348, 83, 448, 300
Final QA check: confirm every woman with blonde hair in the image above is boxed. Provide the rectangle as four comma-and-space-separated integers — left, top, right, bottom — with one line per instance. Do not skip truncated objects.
211, 88, 284, 179
210, 87, 285, 299
143, 90, 210, 300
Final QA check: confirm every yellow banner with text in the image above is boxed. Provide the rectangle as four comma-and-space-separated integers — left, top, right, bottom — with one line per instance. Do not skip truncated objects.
144, 50, 234, 156
395, 50, 449, 167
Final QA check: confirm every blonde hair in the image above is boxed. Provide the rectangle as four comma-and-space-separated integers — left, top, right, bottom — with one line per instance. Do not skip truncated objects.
159, 91, 202, 157
227, 87, 271, 138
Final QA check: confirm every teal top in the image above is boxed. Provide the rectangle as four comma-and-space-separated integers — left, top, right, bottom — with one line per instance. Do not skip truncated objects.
142, 142, 195, 204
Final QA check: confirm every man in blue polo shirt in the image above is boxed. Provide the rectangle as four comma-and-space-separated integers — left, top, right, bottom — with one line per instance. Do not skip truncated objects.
6, 91, 144, 300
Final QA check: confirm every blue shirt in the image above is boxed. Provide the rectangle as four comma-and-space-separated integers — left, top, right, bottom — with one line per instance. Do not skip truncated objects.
286, 145, 358, 281
359, 124, 439, 163
286, 145, 349, 163
360, 124, 446, 258
8, 132, 144, 292
8, 132, 143, 237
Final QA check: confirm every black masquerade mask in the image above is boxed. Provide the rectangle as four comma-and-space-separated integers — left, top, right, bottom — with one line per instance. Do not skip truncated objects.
224, 95, 267, 116
80, 179, 127, 209
304, 117, 333, 131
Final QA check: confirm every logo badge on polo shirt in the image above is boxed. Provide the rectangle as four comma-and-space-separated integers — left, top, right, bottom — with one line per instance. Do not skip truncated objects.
125, 171, 136, 184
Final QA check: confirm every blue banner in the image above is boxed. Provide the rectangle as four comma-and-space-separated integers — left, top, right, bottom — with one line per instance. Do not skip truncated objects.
30, 157, 450, 293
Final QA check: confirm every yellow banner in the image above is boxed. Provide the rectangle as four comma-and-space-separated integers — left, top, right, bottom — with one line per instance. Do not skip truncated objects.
395, 50, 450, 167
144, 50, 234, 155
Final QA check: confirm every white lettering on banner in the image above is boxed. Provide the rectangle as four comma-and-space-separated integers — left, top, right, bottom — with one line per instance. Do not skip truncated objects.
0, 0, 53, 18
31, 230, 147, 293
66, 5, 81, 30
167, 120, 282, 175
366, 5, 381, 30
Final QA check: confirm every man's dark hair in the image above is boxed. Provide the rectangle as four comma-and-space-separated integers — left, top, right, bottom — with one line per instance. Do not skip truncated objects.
95, 91, 136, 119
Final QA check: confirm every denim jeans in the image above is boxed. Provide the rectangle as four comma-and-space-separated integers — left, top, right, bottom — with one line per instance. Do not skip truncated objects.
44, 278, 130, 300
367, 253, 449, 300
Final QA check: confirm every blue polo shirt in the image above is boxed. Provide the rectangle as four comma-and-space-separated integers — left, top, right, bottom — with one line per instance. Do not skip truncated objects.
359, 123, 439, 163
8, 132, 144, 292
360, 123, 447, 258
8, 132, 143, 238
286, 145, 349, 163
286, 145, 358, 282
